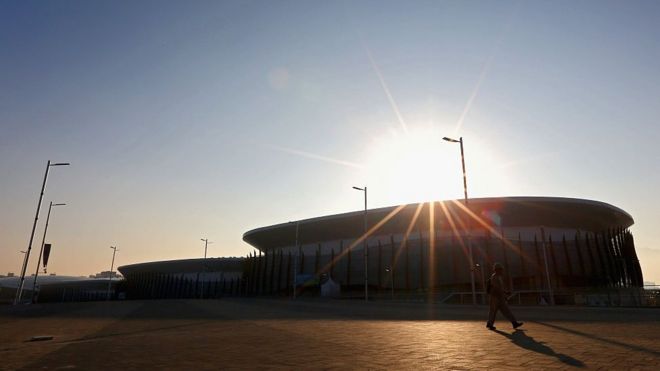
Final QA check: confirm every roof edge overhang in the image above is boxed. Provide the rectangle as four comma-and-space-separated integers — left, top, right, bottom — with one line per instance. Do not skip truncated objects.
243, 196, 633, 251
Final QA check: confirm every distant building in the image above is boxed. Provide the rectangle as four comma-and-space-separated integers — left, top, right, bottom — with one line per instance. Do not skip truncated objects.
118, 257, 244, 299
89, 271, 122, 279
0, 275, 99, 304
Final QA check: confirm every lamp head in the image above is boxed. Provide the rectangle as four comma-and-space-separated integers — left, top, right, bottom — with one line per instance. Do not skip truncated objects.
442, 137, 460, 143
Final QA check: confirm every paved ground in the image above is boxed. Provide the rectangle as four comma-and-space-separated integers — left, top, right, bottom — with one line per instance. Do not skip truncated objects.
1, 299, 659, 370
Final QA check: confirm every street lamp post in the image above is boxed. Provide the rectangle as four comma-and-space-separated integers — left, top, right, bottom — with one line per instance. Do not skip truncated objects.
15, 160, 70, 305
352, 186, 368, 302
443, 136, 477, 305
107, 246, 118, 300
201, 238, 210, 259
31, 201, 66, 301
200, 238, 212, 299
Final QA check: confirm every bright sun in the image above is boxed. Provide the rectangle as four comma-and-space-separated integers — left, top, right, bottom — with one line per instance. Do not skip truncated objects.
363, 126, 465, 205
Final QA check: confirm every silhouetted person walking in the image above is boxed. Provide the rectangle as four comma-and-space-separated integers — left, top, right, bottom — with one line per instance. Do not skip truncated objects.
486, 262, 523, 330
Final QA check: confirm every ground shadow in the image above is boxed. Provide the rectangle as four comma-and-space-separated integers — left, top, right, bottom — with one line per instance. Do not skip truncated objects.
535, 321, 660, 358
494, 329, 585, 368
2, 299, 660, 323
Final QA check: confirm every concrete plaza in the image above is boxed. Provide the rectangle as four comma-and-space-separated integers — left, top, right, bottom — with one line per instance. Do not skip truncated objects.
1, 299, 659, 370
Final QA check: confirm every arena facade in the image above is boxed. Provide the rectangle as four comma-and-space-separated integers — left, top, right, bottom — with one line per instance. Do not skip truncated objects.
117, 258, 244, 299
242, 197, 643, 304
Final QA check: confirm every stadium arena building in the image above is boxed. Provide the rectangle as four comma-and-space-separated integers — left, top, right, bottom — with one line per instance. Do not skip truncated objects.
241, 197, 643, 304
117, 258, 244, 299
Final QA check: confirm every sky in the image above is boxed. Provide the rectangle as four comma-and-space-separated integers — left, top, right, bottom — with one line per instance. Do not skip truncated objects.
1, 0, 659, 284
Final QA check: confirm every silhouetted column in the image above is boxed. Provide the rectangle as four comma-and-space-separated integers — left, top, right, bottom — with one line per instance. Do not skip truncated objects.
533, 234, 543, 290
435, 232, 443, 289
405, 241, 410, 291
260, 252, 266, 294
330, 249, 335, 278
418, 231, 425, 290
269, 250, 276, 294
450, 235, 459, 290
573, 233, 586, 278
561, 235, 573, 280
617, 228, 630, 287
584, 233, 599, 285
518, 234, 527, 287
613, 228, 626, 286
602, 231, 617, 286
628, 230, 643, 287
484, 231, 493, 268
253, 251, 260, 295
378, 240, 383, 289
345, 241, 351, 287
593, 233, 610, 286
286, 251, 292, 294
245, 253, 252, 295
277, 249, 283, 293
500, 228, 512, 290
300, 251, 305, 275
548, 236, 560, 288
605, 230, 620, 287
315, 243, 321, 275
390, 235, 396, 290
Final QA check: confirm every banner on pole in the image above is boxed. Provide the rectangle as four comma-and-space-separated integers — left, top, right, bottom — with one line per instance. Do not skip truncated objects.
43, 244, 52, 271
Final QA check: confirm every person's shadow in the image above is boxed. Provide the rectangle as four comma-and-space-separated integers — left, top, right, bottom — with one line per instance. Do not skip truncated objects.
494, 329, 585, 368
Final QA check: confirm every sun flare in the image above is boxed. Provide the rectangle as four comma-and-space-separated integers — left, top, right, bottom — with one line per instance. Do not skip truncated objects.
364, 126, 464, 205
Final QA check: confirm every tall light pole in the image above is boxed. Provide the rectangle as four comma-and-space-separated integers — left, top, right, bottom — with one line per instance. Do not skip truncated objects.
200, 238, 212, 299
201, 238, 211, 259
443, 136, 477, 305
31, 201, 66, 301
352, 186, 368, 302
107, 246, 118, 300
15, 160, 70, 305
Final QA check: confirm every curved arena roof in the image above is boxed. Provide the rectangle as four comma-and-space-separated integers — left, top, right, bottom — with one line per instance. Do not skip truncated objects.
243, 197, 633, 251
118, 257, 244, 276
